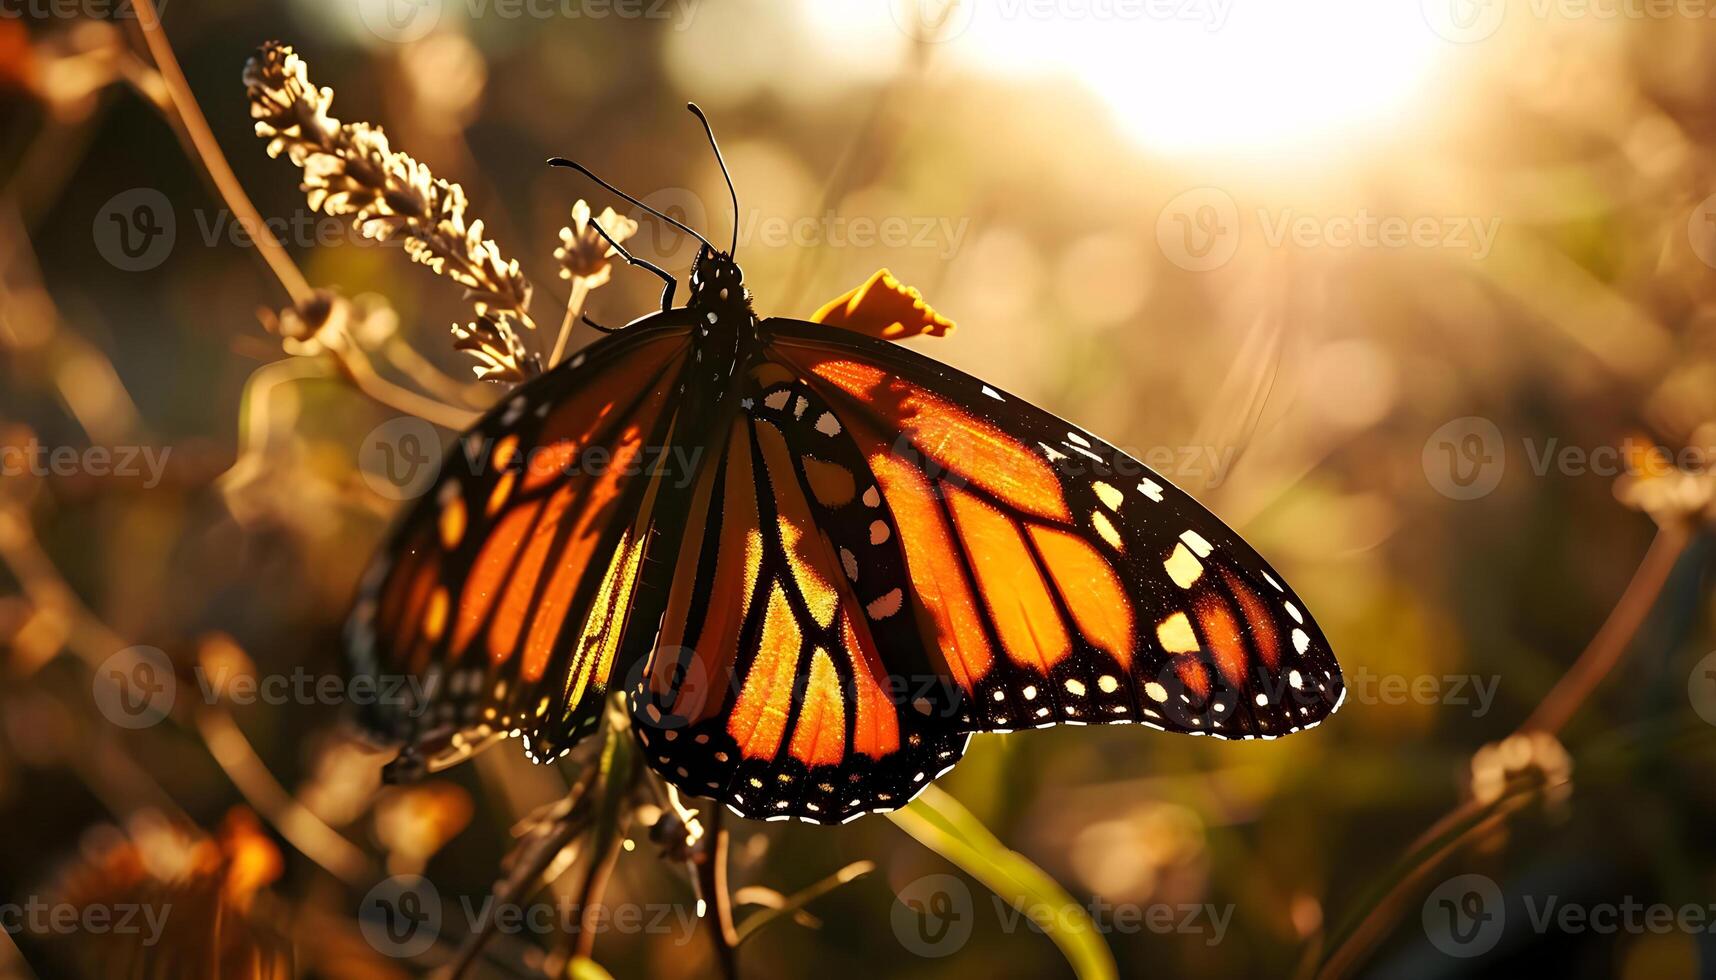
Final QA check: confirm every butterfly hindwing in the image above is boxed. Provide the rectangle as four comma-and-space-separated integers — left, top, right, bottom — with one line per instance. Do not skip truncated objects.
627, 359, 968, 824
346, 319, 696, 775
765, 317, 1345, 742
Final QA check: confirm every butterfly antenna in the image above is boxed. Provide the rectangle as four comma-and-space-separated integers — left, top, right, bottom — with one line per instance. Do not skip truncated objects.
547, 156, 716, 252
686, 103, 739, 255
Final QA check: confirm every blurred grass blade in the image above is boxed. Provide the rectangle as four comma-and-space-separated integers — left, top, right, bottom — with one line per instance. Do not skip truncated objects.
888, 785, 1117, 980
732, 860, 876, 945
565, 956, 615, 980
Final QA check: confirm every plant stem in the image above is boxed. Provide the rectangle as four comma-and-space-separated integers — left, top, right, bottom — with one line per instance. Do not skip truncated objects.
698, 809, 739, 979
129, 0, 314, 305
550, 278, 591, 369
1313, 522, 1692, 979
1520, 522, 1691, 735
335, 344, 479, 429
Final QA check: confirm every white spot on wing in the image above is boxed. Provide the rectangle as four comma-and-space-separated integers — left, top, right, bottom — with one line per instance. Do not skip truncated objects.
1179, 529, 1214, 558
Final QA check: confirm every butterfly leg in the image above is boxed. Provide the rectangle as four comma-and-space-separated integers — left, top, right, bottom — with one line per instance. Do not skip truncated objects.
582, 315, 622, 335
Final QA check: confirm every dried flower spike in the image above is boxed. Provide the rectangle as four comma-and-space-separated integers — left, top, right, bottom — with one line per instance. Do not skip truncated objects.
243, 41, 539, 382
453, 312, 543, 383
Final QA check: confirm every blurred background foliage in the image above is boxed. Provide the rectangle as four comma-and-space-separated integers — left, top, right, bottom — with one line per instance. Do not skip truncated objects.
3, 1, 1716, 977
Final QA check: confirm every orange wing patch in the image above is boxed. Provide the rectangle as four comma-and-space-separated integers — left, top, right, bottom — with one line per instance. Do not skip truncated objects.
944, 484, 1070, 673
452, 501, 541, 658
869, 452, 994, 693
1194, 591, 1248, 688
1029, 525, 1135, 668
728, 584, 802, 760
840, 613, 901, 759
1221, 568, 1281, 672
788, 647, 847, 767
807, 358, 1070, 521
811, 268, 955, 341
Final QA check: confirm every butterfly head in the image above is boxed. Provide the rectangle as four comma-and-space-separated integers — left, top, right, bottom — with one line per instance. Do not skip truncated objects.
551, 105, 754, 326
688, 244, 752, 322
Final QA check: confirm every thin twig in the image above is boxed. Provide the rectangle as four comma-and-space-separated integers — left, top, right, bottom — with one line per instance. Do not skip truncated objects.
1520, 522, 1691, 735
1, 499, 376, 886
696, 808, 739, 979
731, 861, 876, 946
128, 0, 314, 304
446, 768, 600, 980
1313, 790, 1539, 980
383, 337, 491, 408
573, 817, 629, 961
194, 707, 375, 885
334, 344, 479, 429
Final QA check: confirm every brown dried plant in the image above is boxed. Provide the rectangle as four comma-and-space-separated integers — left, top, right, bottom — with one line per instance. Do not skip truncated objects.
243, 41, 542, 382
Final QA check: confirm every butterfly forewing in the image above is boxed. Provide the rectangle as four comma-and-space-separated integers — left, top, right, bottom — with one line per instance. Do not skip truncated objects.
764, 318, 1345, 742
346, 320, 696, 774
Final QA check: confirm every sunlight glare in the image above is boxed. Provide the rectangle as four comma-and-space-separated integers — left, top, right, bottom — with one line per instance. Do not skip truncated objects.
954, 1, 1448, 155
802, 0, 1453, 158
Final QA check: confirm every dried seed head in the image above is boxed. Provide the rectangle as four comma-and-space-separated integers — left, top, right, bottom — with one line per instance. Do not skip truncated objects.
452, 313, 541, 384
556, 199, 639, 286
244, 41, 540, 382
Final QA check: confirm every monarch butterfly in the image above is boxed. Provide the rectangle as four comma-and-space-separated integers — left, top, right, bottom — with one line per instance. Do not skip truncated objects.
346, 105, 1344, 824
